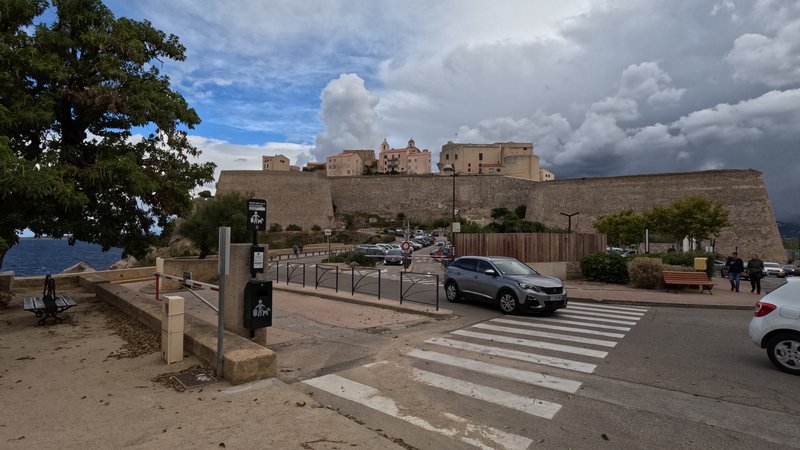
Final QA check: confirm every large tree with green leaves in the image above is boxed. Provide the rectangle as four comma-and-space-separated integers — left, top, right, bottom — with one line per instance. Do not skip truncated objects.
0, 0, 215, 269
648, 196, 731, 245
178, 193, 250, 259
594, 209, 648, 247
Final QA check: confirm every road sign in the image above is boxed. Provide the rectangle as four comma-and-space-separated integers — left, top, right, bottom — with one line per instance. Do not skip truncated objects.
324, 228, 332, 236
247, 199, 267, 231
401, 241, 411, 251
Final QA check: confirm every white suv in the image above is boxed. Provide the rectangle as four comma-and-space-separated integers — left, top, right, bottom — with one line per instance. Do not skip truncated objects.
749, 278, 800, 375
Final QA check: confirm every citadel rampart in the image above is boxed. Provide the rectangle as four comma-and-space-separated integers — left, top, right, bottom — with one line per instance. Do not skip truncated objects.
216, 169, 784, 262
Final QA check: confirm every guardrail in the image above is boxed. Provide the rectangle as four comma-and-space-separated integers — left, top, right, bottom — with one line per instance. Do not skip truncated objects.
400, 272, 439, 311
351, 267, 381, 299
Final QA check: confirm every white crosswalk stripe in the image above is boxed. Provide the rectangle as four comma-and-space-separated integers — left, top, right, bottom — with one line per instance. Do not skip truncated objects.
407, 349, 583, 393
489, 318, 626, 338
568, 301, 649, 312
304, 374, 534, 450
472, 322, 619, 347
302, 302, 650, 448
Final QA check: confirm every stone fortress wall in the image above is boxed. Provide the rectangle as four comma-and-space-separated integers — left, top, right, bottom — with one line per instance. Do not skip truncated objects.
216, 168, 785, 262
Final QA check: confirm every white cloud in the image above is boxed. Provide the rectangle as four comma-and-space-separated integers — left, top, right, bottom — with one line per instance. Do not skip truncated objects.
313, 74, 385, 160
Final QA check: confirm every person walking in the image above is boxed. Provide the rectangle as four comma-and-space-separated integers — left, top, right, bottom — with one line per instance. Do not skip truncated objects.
747, 254, 764, 294
725, 251, 744, 292
292, 244, 299, 258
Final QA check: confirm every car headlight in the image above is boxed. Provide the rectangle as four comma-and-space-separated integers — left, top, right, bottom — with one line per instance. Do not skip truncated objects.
517, 281, 543, 293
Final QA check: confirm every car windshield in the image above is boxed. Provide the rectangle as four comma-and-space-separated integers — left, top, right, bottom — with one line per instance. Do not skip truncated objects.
765, 262, 780, 268
387, 249, 402, 255
492, 259, 537, 276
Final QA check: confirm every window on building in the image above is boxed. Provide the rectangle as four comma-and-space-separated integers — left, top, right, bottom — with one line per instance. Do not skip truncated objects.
489, 168, 494, 174
454, 154, 458, 160
479, 153, 483, 161
497, 169, 501, 173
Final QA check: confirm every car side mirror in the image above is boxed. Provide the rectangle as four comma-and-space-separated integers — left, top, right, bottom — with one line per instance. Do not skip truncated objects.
484, 269, 497, 276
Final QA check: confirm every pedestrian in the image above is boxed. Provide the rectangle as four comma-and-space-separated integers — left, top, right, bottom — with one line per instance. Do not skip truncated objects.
292, 244, 299, 258
747, 254, 764, 294
725, 251, 744, 292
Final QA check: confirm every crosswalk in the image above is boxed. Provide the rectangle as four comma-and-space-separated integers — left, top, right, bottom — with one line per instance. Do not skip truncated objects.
302, 301, 649, 449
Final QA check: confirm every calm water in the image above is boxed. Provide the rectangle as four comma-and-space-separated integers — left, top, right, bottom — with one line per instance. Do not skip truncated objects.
3, 239, 124, 276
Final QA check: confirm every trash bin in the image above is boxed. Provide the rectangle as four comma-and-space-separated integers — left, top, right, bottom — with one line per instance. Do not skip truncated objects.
694, 257, 707, 271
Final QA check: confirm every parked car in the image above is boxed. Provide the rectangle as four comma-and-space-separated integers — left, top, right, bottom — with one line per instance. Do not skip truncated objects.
383, 249, 404, 265
763, 262, 786, 277
444, 256, 567, 314
749, 278, 800, 375
356, 244, 385, 256
784, 264, 800, 276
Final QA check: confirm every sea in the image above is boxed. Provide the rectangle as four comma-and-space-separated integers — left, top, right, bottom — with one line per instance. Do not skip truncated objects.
3, 238, 124, 276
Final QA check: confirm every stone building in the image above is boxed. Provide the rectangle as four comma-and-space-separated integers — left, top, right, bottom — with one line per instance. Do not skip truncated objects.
325, 150, 377, 177
378, 138, 432, 174
436, 141, 552, 181
262, 154, 290, 171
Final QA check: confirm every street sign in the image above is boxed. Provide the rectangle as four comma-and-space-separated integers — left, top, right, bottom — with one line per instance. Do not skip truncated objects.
246, 199, 267, 231
324, 228, 332, 236
401, 241, 411, 251
451, 222, 461, 233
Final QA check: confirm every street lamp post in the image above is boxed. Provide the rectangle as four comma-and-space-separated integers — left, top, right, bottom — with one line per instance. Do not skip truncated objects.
560, 211, 579, 233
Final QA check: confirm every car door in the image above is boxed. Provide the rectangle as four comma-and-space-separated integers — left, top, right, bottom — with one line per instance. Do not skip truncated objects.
472, 260, 499, 303
450, 258, 478, 298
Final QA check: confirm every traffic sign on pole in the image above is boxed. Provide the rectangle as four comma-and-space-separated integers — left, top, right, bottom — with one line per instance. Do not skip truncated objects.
401, 241, 411, 251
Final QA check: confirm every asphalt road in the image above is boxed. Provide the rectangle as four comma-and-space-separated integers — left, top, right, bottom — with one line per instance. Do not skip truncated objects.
287, 296, 799, 449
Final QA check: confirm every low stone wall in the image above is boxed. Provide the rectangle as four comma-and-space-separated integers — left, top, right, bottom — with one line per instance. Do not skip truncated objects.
156, 257, 220, 289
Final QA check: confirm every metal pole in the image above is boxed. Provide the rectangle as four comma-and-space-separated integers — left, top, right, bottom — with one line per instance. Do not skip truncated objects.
217, 227, 230, 379
451, 171, 456, 223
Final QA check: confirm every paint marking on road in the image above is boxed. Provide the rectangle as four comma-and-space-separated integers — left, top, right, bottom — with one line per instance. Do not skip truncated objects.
411, 368, 562, 419
556, 313, 639, 326
427, 337, 597, 373
568, 301, 649, 313
303, 374, 533, 450
512, 316, 631, 331
472, 323, 618, 347
452, 329, 609, 358
564, 306, 644, 318
569, 304, 645, 320
490, 318, 626, 339
408, 349, 582, 393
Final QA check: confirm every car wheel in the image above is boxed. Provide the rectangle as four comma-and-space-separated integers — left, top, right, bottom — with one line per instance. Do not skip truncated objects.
766, 333, 800, 375
497, 290, 519, 314
445, 281, 461, 303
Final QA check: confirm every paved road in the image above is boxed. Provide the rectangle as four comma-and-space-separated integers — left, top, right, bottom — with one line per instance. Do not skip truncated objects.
293, 303, 800, 449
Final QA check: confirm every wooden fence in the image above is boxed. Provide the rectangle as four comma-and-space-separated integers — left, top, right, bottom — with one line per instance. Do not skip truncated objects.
452, 232, 606, 262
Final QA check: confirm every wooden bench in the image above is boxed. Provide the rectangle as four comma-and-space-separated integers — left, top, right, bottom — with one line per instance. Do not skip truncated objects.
22, 275, 77, 325
662, 271, 716, 295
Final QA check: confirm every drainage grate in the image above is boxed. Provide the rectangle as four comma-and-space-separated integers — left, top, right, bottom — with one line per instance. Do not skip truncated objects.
174, 371, 218, 390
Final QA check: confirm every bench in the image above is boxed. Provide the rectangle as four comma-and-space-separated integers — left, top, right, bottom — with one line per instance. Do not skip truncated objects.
662, 271, 716, 295
22, 275, 77, 325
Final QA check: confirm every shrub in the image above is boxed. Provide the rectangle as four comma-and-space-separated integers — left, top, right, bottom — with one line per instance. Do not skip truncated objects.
311, 225, 321, 231
580, 252, 629, 283
324, 250, 375, 267
628, 257, 664, 289
269, 223, 283, 232
285, 224, 302, 231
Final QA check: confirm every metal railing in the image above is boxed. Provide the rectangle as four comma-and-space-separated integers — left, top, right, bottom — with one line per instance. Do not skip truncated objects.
315, 264, 340, 292
400, 272, 439, 310
351, 266, 381, 299
286, 263, 306, 287
154, 272, 220, 313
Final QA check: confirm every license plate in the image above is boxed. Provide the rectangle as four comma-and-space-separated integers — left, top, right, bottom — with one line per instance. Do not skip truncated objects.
549, 295, 563, 301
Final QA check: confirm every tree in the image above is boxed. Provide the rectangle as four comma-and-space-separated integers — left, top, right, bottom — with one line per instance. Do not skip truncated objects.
648, 196, 731, 247
0, 0, 215, 269
178, 193, 249, 259
594, 209, 648, 247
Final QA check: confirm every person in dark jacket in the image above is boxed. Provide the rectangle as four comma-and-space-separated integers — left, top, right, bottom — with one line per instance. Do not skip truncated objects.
747, 254, 764, 294
725, 251, 744, 292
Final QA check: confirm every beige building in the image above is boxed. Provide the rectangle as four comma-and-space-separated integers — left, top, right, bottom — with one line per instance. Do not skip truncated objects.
378, 138, 432, 174
262, 154, 291, 171
326, 152, 364, 177
436, 141, 553, 181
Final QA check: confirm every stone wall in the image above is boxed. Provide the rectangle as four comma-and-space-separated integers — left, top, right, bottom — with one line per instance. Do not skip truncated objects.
216, 170, 334, 230
330, 174, 536, 222
524, 169, 784, 262
216, 168, 784, 262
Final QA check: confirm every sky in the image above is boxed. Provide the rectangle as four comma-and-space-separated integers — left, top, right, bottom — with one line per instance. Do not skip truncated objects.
102, 0, 800, 223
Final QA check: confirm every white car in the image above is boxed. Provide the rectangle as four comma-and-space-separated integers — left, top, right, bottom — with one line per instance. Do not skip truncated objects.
749, 278, 800, 375
763, 262, 786, 277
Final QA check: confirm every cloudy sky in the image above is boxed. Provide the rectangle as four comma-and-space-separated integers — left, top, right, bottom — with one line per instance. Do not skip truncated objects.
103, 0, 800, 222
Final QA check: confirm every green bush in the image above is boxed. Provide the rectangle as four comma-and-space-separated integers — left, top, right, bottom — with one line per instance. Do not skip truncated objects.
311, 225, 321, 231
324, 251, 375, 267
628, 257, 664, 289
658, 251, 714, 278
285, 224, 302, 231
269, 223, 283, 232
580, 252, 629, 283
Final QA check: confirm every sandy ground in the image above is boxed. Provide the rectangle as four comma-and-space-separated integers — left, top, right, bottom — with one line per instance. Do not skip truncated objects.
0, 288, 405, 450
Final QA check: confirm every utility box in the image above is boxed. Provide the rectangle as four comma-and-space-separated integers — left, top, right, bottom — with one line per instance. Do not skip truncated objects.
694, 257, 708, 271
244, 280, 273, 330
161, 295, 184, 364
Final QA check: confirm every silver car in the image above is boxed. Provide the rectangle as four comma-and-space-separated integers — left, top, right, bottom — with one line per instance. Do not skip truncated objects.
444, 256, 567, 314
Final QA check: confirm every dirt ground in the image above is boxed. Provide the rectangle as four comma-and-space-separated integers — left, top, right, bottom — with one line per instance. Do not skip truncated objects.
0, 288, 404, 450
